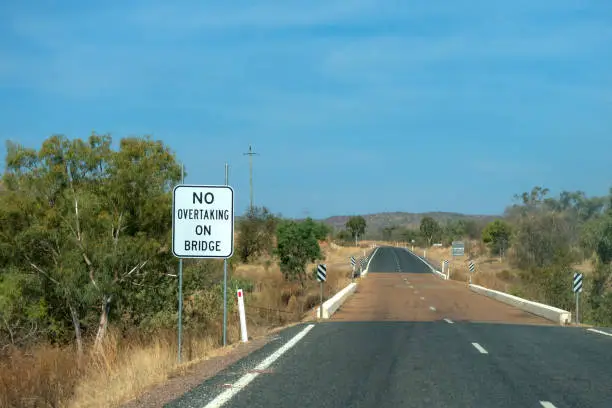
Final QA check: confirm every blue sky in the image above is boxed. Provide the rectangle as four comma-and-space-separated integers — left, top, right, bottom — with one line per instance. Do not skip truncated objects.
1, 1, 611, 219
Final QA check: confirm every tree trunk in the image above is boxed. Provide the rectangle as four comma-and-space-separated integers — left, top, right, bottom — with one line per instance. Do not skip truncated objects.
94, 295, 112, 351
68, 303, 84, 362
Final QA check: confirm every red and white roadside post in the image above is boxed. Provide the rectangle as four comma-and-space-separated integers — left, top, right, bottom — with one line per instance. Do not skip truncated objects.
237, 289, 248, 343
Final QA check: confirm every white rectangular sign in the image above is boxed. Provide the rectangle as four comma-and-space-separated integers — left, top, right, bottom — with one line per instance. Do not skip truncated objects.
172, 185, 234, 258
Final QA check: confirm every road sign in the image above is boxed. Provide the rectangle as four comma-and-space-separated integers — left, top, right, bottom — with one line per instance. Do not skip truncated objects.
317, 264, 327, 282
573, 272, 583, 293
350, 256, 356, 267
172, 185, 234, 258
469, 260, 475, 273
452, 241, 465, 257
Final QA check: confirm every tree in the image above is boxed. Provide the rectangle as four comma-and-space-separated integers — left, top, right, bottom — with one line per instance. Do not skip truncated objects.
0, 134, 181, 355
275, 220, 323, 286
345, 216, 366, 243
400, 228, 420, 244
236, 206, 277, 263
441, 219, 468, 245
482, 220, 512, 256
382, 226, 398, 241
302, 217, 332, 241
419, 216, 441, 247
507, 187, 576, 270
335, 229, 352, 243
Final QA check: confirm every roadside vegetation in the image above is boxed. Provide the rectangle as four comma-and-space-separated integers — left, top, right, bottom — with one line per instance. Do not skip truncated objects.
0, 134, 361, 408
377, 186, 612, 326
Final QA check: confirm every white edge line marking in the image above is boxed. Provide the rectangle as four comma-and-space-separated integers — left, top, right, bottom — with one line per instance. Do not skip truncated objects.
203, 324, 315, 408
401, 247, 441, 276
364, 247, 380, 273
587, 328, 612, 338
540, 401, 557, 408
471, 342, 488, 354
429, 306, 436, 311
444, 318, 453, 324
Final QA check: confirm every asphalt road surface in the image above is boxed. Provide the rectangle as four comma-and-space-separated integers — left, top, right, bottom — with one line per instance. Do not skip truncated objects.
166, 247, 612, 408
364, 246, 432, 274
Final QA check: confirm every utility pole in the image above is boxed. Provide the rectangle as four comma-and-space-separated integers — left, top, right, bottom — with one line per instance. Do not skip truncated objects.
243, 145, 259, 210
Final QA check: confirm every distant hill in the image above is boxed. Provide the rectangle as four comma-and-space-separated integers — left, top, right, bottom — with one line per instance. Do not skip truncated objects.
321, 211, 499, 238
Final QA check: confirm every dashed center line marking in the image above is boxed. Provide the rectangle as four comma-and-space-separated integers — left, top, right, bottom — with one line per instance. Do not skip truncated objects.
444, 318, 454, 324
472, 342, 488, 354
540, 402, 557, 408
203, 324, 315, 408
587, 328, 612, 338
429, 306, 437, 311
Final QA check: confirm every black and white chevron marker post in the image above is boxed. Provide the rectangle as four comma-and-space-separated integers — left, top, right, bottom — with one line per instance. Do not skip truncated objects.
468, 260, 475, 284
317, 264, 327, 282
573, 272, 583, 324
350, 256, 356, 281
317, 264, 327, 319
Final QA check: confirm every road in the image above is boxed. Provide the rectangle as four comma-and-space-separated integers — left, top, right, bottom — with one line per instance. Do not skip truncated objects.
167, 246, 612, 408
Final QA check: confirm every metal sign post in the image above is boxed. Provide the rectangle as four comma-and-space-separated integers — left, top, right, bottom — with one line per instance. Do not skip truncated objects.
317, 264, 327, 319
177, 164, 184, 363
573, 272, 583, 325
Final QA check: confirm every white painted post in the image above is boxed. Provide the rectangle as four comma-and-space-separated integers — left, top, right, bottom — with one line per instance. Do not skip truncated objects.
237, 289, 248, 343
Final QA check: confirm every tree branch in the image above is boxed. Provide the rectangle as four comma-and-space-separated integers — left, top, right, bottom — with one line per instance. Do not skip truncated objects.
82, 253, 98, 287
123, 259, 150, 279
27, 259, 61, 285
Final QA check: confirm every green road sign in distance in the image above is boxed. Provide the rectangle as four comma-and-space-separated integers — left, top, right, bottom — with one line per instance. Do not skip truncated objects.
452, 240, 465, 256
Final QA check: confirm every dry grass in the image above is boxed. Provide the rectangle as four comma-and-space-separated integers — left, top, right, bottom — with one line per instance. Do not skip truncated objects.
0, 326, 247, 408
71, 333, 180, 408
0, 345, 82, 408
69, 324, 249, 408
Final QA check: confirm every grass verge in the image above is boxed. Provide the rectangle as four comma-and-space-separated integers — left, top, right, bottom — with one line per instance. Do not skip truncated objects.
0, 243, 364, 408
